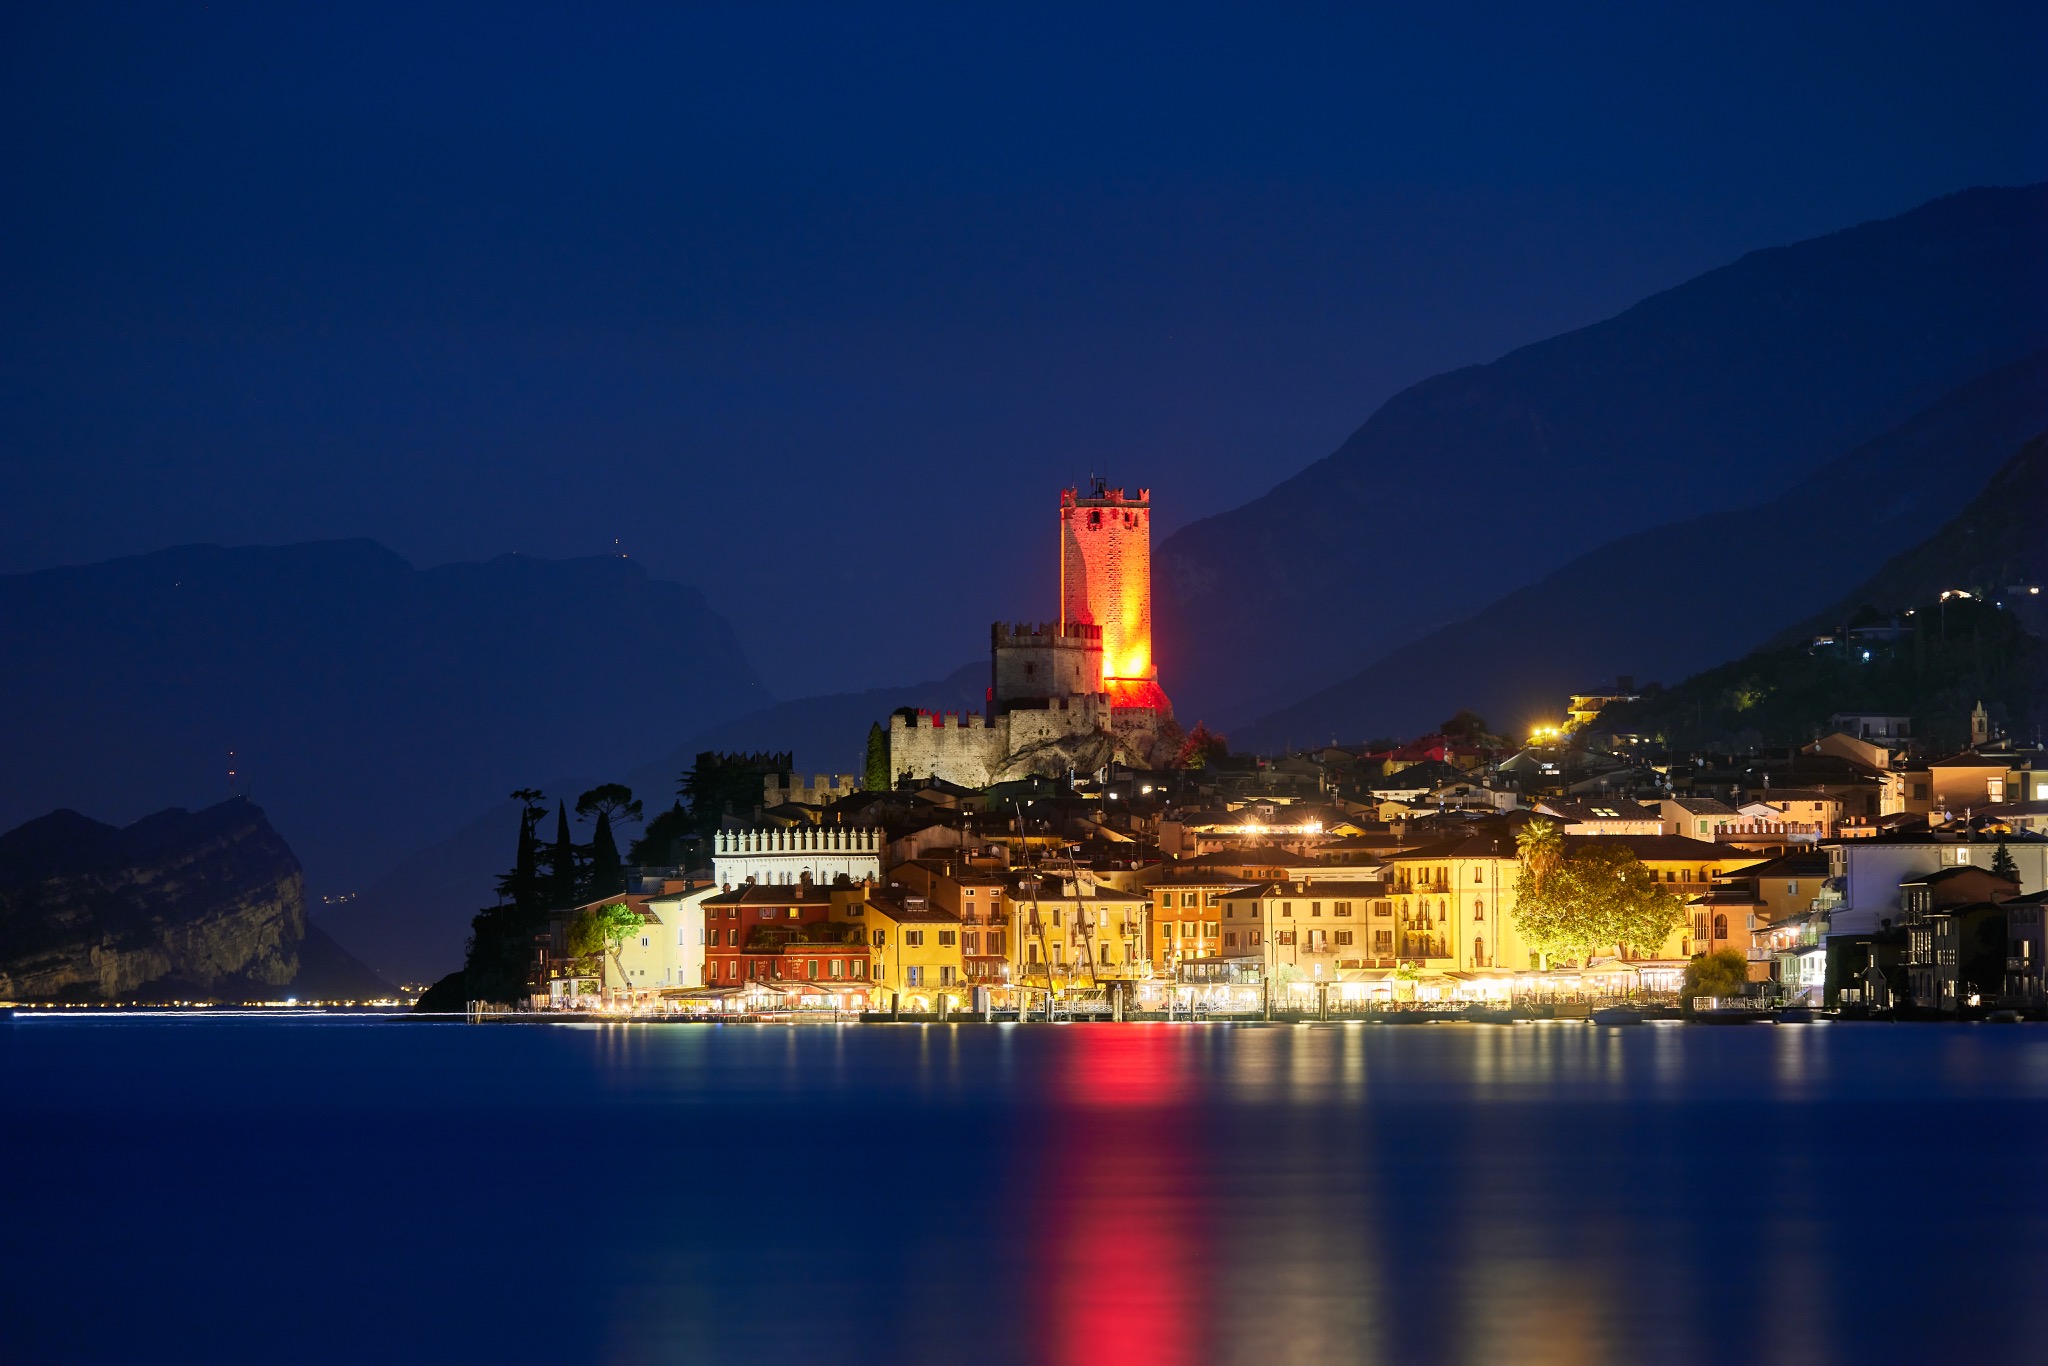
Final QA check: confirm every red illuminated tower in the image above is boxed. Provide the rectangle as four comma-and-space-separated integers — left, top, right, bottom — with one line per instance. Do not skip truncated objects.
1059, 480, 1172, 716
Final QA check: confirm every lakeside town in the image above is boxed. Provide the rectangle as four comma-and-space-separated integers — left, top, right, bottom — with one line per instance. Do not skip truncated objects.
482, 482, 2048, 1024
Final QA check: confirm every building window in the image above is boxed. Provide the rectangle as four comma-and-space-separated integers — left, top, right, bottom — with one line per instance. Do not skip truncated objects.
1713, 914, 1728, 940
1335, 901, 1352, 916
1278, 931, 1296, 945
1225, 932, 1238, 947
1282, 903, 1293, 917
640, 936, 650, 948
1335, 931, 1353, 946
941, 966, 957, 985
938, 930, 956, 947
807, 959, 820, 979
829, 959, 844, 978
1474, 868, 1484, 883
905, 930, 924, 947
1249, 931, 1261, 946
1183, 892, 1197, 907
964, 931, 980, 954
906, 966, 924, 987
1373, 930, 1392, 952
1474, 899, 1485, 920
853, 960, 866, 978
1311, 902, 1322, 917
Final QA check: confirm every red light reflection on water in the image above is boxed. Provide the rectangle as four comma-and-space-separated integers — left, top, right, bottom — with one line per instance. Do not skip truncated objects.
1034, 1027, 1206, 1366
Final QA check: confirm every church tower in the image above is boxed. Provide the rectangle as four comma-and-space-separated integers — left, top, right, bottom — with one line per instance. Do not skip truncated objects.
1059, 481, 1171, 716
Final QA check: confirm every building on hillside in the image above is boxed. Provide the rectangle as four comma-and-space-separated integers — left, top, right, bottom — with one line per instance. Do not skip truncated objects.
1659, 797, 1739, 840
2003, 891, 2048, 1004
712, 826, 883, 887
1823, 833, 2048, 938
1900, 865, 2022, 1011
1829, 713, 1913, 749
1566, 679, 1641, 730
1886, 751, 2048, 819
1535, 798, 1664, 836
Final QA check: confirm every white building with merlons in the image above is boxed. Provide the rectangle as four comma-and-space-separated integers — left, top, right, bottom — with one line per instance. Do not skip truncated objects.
713, 827, 883, 887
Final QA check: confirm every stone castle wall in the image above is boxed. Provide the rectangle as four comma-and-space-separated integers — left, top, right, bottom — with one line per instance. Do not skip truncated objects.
992, 621, 1102, 706
889, 710, 1007, 789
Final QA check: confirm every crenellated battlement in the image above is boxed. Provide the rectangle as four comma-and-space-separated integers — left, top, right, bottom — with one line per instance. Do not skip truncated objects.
991, 620, 1101, 645
715, 827, 883, 856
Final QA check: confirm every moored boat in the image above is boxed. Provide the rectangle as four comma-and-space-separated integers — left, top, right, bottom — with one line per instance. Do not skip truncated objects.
1590, 1007, 1644, 1027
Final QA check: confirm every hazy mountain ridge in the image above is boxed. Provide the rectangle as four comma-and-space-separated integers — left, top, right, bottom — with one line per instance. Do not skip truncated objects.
314, 662, 989, 982
1158, 183, 2048, 725
1777, 430, 2048, 644
1595, 439, 2048, 751
1234, 351, 2048, 749
0, 541, 771, 895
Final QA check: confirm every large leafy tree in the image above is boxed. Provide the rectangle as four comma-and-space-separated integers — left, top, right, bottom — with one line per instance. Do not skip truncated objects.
567, 901, 643, 997
1512, 828, 1685, 966
1682, 948, 1750, 1003
1171, 722, 1228, 771
629, 800, 691, 867
576, 784, 641, 899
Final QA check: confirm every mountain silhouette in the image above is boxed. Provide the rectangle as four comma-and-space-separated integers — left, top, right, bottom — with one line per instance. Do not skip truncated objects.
1234, 349, 2048, 749
1158, 183, 2048, 726
0, 541, 769, 896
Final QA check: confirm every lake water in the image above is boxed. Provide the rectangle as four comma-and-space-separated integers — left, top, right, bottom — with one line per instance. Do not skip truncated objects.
5, 1017, 2047, 1364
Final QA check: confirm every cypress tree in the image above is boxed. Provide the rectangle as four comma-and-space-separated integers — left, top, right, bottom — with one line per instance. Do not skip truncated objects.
864, 722, 889, 791
1991, 840, 2020, 883
586, 809, 625, 898
464, 789, 549, 1003
548, 801, 579, 909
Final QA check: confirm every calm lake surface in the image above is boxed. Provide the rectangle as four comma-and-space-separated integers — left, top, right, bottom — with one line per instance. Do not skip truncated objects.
5, 1018, 2048, 1365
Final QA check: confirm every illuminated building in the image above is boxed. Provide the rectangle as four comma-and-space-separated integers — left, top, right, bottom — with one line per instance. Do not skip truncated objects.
1059, 480, 1171, 717
1007, 874, 1152, 993
860, 892, 969, 1011
885, 480, 1176, 788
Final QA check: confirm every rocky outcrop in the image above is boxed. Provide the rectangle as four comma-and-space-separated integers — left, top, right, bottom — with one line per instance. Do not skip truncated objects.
0, 799, 305, 1001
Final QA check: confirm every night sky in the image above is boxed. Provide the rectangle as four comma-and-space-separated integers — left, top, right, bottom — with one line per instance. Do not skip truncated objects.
4, 3, 2044, 694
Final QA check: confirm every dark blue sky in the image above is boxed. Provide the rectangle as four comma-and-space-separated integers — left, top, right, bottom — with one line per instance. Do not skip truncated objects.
4, 2, 2044, 693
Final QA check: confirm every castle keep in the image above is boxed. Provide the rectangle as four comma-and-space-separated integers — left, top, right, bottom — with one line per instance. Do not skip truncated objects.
887, 481, 1173, 787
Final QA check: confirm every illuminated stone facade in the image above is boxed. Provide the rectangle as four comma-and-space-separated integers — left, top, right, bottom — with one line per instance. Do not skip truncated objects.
883, 481, 1174, 788
1059, 481, 1172, 716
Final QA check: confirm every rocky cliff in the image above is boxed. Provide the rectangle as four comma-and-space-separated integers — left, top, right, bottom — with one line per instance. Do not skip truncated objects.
0, 798, 307, 1000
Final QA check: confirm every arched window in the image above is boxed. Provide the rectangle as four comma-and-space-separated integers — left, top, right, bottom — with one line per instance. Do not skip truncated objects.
1472, 936, 1486, 967
1474, 899, 1485, 920
1712, 914, 1728, 940
1475, 868, 1485, 883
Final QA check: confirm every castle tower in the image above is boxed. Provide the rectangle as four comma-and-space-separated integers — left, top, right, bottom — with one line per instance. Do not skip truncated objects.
1060, 481, 1171, 715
